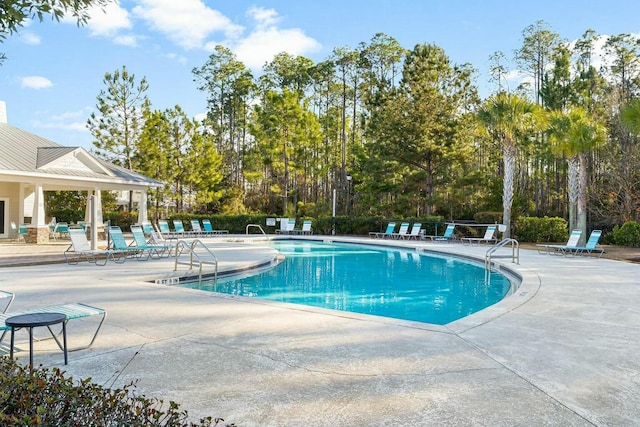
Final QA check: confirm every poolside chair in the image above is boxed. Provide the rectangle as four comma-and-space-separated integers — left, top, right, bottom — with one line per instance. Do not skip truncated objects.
424, 223, 456, 242
51, 222, 70, 240
0, 302, 106, 352
276, 218, 296, 234
10, 222, 26, 242
293, 220, 313, 235
172, 220, 189, 238
107, 226, 149, 261
130, 225, 172, 259
369, 222, 396, 238
141, 221, 155, 236
158, 220, 179, 240
391, 222, 410, 239
537, 229, 582, 255
64, 228, 126, 266
567, 230, 604, 257
461, 225, 498, 246
0, 289, 14, 313
404, 223, 422, 240
202, 219, 229, 235
190, 219, 207, 237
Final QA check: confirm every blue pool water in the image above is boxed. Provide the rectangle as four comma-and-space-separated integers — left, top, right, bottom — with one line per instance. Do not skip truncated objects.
181, 240, 512, 325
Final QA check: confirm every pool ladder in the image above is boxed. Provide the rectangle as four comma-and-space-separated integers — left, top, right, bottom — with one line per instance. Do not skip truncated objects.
485, 238, 519, 271
173, 239, 218, 286
246, 224, 270, 239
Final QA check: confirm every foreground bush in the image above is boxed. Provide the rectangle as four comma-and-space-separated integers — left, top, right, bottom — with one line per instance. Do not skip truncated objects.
0, 358, 231, 426
514, 216, 568, 243
612, 221, 640, 246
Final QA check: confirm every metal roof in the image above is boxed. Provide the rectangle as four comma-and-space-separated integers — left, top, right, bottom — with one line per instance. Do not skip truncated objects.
0, 123, 162, 188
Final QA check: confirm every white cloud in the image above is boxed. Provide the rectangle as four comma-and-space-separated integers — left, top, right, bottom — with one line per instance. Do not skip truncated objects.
85, 2, 132, 37
19, 31, 40, 45
248, 6, 280, 28
132, 0, 243, 50
113, 34, 138, 46
200, 6, 321, 70
231, 26, 321, 70
165, 52, 187, 65
21, 76, 53, 89
32, 108, 92, 132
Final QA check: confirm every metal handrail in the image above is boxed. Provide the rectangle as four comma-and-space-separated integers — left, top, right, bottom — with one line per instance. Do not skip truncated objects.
173, 239, 218, 286
246, 224, 269, 239
485, 238, 519, 270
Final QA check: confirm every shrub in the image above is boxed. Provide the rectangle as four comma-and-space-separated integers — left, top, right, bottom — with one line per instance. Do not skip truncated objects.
514, 216, 568, 243
612, 221, 640, 247
0, 358, 231, 427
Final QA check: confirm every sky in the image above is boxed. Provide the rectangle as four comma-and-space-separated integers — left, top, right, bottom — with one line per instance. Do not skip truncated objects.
1, 0, 640, 151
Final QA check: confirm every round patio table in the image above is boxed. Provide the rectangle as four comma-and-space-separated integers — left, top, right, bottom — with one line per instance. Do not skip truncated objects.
6, 312, 67, 368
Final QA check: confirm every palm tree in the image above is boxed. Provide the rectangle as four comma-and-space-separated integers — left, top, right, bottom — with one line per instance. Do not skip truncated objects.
477, 93, 539, 238
547, 107, 605, 242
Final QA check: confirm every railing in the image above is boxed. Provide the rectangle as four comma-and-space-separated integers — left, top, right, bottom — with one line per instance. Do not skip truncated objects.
173, 239, 218, 286
485, 238, 519, 270
245, 224, 269, 239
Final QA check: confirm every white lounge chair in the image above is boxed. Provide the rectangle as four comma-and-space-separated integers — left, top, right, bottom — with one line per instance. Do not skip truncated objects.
461, 225, 498, 246
537, 229, 582, 255
391, 222, 410, 239
404, 223, 422, 240
64, 228, 126, 266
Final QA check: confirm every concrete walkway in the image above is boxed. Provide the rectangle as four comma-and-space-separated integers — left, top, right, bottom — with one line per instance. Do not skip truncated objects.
0, 236, 638, 426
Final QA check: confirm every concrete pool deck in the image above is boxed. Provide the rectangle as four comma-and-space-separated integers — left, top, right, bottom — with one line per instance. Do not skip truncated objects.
0, 235, 638, 426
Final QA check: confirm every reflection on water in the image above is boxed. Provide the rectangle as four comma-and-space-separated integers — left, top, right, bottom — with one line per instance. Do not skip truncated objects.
185, 241, 512, 325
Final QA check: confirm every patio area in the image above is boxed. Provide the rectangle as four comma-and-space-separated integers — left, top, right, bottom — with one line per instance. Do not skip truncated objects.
0, 236, 638, 426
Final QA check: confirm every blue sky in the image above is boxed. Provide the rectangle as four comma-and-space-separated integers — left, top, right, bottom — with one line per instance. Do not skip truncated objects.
1, 0, 639, 151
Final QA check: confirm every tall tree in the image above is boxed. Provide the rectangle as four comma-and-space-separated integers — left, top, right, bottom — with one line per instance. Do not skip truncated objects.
477, 93, 540, 238
192, 46, 255, 188
367, 43, 478, 216
514, 20, 562, 106
87, 65, 149, 211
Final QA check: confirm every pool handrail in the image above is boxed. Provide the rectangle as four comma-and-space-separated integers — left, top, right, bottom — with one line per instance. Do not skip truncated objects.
173, 239, 218, 286
485, 238, 519, 270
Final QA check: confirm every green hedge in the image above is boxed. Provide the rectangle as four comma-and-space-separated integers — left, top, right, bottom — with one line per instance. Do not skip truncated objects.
612, 221, 640, 246
0, 358, 229, 426
513, 216, 568, 243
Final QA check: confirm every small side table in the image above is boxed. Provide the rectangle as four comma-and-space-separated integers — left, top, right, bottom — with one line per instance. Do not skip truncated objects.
6, 312, 67, 368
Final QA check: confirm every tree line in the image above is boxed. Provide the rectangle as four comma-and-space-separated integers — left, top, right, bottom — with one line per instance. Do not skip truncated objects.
86, 21, 640, 239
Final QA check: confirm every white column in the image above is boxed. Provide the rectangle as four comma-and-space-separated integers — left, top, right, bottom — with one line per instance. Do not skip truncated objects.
31, 183, 45, 225
137, 190, 148, 224
85, 189, 104, 225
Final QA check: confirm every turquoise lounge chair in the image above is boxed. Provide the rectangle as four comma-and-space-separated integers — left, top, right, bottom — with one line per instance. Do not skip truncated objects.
461, 225, 498, 246
425, 223, 456, 242
64, 228, 126, 266
537, 229, 582, 255
568, 230, 604, 257
369, 222, 396, 238
130, 225, 172, 258
172, 220, 189, 238
108, 226, 148, 260
0, 302, 106, 351
202, 219, 229, 235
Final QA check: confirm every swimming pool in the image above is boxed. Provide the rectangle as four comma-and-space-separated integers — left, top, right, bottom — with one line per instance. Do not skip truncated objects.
179, 240, 513, 325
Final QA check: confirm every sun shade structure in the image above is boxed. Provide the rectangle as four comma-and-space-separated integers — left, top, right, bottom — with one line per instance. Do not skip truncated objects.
0, 102, 162, 243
